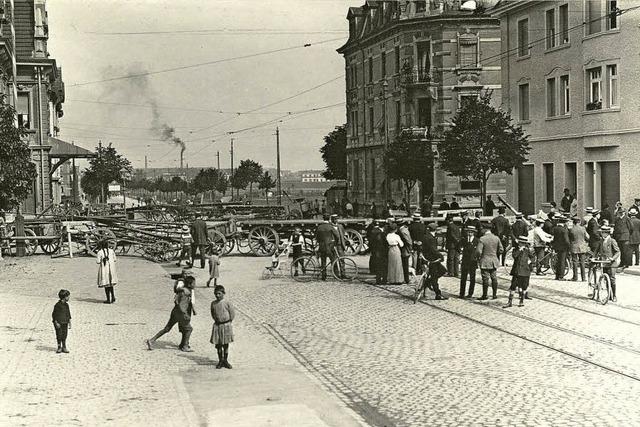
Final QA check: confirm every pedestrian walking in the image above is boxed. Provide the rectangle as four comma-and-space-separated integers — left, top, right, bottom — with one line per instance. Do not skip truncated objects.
176, 224, 193, 267
206, 249, 220, 287
445, 215, 461, 277
504, 237, 535, 308
600, 226, 620, 302
96, 240, 118, 304
190, 214, 208, 269
459, 225, 479, 298
210, 285, 235, 369
629, 210, 640, 266
569, 216, 590, 281
551, 216, 570, 280
475, 227, 503, 300
398, 219, 413, 284
386, 223, 405, 285
52, 289, 72, 354
146, 272, 197, 352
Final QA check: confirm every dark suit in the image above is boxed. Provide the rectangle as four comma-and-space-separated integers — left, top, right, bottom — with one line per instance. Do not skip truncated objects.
52, 300, 71, 345
315, 222, 339, 280
491, 215, 511, 265
423, 231, 445, 298
190, 218, 209, 268
511, 219, 529, 245
551, 225, 570, 280
614, 216, 633, 267
445, 222, 461, 277
587, 217, 602, 255
569, 224, 589, 281
629, 217, 640, 265
459, 234, 479, 297
368, 226, 386, 283
409, 220, 426, 272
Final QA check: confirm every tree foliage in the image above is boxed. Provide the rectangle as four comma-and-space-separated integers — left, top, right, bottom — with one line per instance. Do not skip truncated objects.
320, 125, 347, 180
383, 130, 434, 201
215, 173, 228, 195
235, 159, 263, 200
0, 98, 36, 211
80, 144, 132, 202
192, 168, 219, 194
439, 94, 530, 205
258, 171, 276, 203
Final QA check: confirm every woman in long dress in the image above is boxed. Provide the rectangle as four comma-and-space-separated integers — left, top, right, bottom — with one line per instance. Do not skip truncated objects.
96, 239, 118, 304
386, 223, 404, 285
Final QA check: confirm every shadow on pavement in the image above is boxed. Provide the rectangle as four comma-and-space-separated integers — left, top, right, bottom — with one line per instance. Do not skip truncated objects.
75, 297, 108, 304
176, 353, 216, 366
35, 345, 58, 352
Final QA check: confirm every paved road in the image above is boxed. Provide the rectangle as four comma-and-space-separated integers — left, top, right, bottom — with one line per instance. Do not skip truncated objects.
2, 253, 640, 426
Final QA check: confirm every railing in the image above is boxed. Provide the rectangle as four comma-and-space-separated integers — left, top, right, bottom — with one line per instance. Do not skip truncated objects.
401, 67, 432, 85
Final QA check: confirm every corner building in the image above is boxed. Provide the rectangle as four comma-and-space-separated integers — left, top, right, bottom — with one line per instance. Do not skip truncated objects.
494, 0, 640, 214
337, 0, 503, 208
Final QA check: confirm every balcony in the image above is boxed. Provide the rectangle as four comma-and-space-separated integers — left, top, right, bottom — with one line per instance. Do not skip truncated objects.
401, 67, 432, 86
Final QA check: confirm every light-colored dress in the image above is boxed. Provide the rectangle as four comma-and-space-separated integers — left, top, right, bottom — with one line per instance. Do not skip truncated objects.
210, 299, 235, 345
386, 232, 404, 284
208, 254, 220, 278
96, 248, 118, 287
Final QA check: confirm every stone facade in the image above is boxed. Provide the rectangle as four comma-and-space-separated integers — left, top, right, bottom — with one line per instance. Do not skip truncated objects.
337, 0, 504, 208
494, 0, 640, 214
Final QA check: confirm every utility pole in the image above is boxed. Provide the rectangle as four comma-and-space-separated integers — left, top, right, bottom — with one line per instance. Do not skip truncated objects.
216, 151, 220, 170
230, 138, 234, 199
276, 126, 281, 206
98, 140, 105, 204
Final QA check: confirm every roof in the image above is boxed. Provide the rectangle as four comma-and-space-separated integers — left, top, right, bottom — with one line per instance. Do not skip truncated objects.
49, 137, 95, 158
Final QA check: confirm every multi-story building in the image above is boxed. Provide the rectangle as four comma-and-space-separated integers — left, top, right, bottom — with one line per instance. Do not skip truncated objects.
493, 0, 640, 214
337, 0, 503, 207
301, 171, 327, 183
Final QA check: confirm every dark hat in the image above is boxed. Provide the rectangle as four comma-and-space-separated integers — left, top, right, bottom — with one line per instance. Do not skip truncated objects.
592, 209, 601, 215
629, 210, 638, 217
465, 225, 476, 232
498, 206, 506, 214
601, 225, 612, 233
585, 207, 593, 213
427, 223, 438, 231
517, 236, 530, 244
412, 213, 422, 220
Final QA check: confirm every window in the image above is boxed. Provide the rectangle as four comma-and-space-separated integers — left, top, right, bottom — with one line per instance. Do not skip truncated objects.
458, 36, 478, 67
415, 1, 426, 13
351, 111, 359, 136
353, 65, 358, 86
394, 46, 400, 74
560, 75, 570, 115
369, 106, 374, 134
587, 67, 602, 109
395, 100, 401, 132
546, 8, 556, 49
17, 92, 30, 129
607, 64, 618, 107
459, 93, 478, 110
607, 0, 618, 30
368, 57, 373, 83
416, 41, 430, 81
517, 18, 529, 57
546, 78, 557, 117
559, 4, 569, 44
371, 158, 376, 190
543, 163, 554, 203
586, 0, 602, 35
518, 83, 529, 121
381, 51, 386, 78
417, 98, 431, 128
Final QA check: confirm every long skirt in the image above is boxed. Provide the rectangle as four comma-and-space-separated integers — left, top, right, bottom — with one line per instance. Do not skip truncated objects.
210, 322, 234, 345
387, 245, 404, 284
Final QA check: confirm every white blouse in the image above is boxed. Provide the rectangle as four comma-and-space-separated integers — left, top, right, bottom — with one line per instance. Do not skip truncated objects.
386, 232, 404, 247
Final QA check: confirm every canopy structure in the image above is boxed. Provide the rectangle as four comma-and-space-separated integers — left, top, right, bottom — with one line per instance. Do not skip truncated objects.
48, 137, 96, 175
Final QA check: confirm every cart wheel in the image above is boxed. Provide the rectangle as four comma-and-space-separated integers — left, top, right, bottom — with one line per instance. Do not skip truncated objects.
39, 224, 62, 255
236, 236, 252, 254
343, 228, 363, 256
248, 226, 280, 257
223, 238, 235, 255
206, 229, 227, 256
86, 228, 117, 256
22, 228, 38, 256
116, 241, 133, 255
291, 256, 318, 282
158, 241, 179, 262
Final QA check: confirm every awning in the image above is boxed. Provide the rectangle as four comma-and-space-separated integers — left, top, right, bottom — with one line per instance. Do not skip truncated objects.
49, 137, 96, 176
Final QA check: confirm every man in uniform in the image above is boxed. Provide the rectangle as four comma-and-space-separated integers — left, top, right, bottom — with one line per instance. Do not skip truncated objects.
315, 216, 339, 280
420, 197, 432, 217
484, 196, 496, 216
600, 226, 620, 302
439, 197, 450, 211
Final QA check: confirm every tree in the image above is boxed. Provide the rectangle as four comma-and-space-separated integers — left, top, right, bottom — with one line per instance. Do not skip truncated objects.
235, 159, 263, 201
230, 172, 248, 198
383, 130, 434, 203
0, 98, 37, 211
215, 173, 228, 196
439, 93, 530, 207
192, 168, 221, 202
80, 143, 132, 202
320, 125, 347, 180
258, 171, 276, 204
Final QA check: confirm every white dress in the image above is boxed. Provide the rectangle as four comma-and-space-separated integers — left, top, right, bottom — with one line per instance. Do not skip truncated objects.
96, 248, 118, 287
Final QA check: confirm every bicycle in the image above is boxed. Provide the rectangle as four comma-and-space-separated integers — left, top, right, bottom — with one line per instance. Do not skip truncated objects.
586, 259, 612, 305
412, 258, 440, 304
291, 247, 358, 282
534, 245, 570, 277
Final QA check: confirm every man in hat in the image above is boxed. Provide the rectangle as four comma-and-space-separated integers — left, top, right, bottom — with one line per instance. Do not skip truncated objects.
475, 226, 503, 300
533, 218, 553, 275
629, 209, 640, 266
290, 227, 305, 276
422, 222, 448, 300
190, 214, 208, 269
368, 220, 387, 284
560, 188, 574, 213
409, 214, 426, 273
491, 207, 511, 266
587, 209, 602, 256
583, 207, 594, 225
469, 211, 483, 237
504, 236, 535, 308
459, 225, 479, 298
551, 215, 570, 280
176, 224, 193, 267
315, 216, 339, 280
511, 212, 529, 248
600, 226, 620, 302
613, 209, 633, 269
569, 216, 590, 281
450, 197, 460, 210
330, 213, 347, 258
420, 197, 432, 217
445, 214, 461, 278
439, 197, 450, 211
398, 218, 413, 283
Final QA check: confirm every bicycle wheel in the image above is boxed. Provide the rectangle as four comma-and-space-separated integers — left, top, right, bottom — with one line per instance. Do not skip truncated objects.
291, 256, 318, 282
540, 253, 551, 273
597, 274, 611, 305
332, 257, 358, 281
587, 268, 597, 299
413, 276, 427, 304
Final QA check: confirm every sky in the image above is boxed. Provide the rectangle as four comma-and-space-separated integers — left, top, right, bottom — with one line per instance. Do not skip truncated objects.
47, 0, 363, 172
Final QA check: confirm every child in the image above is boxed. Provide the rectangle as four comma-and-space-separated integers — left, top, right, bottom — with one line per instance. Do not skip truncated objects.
52, 289, 72, 353
210, 285, 235, 369
206, 249, 220, 287
96, 239, 118, 304
176, 224, 193, 267
504, 237, 535, 308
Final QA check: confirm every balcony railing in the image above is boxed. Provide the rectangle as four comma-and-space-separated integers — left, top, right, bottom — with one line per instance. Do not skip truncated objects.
401, 67, 432, 86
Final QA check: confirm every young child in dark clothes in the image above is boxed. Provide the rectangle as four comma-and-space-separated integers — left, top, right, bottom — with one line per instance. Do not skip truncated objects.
52, 289, 72, 353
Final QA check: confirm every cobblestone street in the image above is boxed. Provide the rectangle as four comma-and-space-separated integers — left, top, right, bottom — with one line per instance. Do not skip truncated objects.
2, 254, 640, 426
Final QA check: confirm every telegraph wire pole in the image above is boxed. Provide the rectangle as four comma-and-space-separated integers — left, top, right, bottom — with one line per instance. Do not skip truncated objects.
230, 138, 235, 198
216, 150, 220, 170
276, 126, 281, 206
